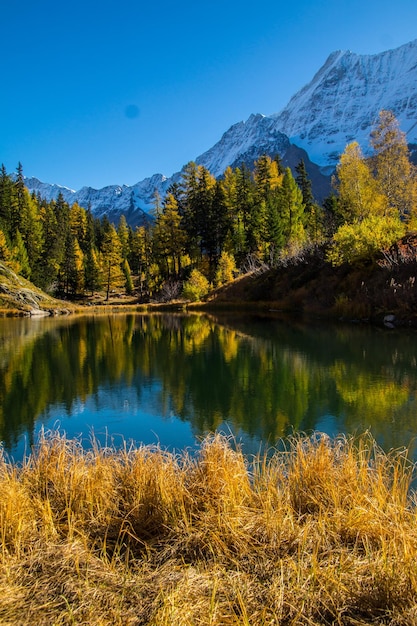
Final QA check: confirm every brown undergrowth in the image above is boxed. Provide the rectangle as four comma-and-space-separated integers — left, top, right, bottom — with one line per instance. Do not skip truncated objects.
1, 432, 417, 625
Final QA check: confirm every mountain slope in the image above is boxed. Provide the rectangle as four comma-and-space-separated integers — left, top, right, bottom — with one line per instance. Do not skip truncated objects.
272, 39, 417, 170
25, 39, 417, 222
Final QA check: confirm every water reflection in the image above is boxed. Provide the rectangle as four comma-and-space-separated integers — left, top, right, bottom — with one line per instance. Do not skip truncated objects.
1, 313, 417, 461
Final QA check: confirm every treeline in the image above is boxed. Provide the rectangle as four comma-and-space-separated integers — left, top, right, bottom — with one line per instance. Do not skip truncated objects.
0, 157, 323, 301
0, 163, 133, 299
1, 110, 416, 302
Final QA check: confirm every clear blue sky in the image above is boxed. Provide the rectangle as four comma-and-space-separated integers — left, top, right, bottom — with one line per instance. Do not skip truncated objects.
2, 0, 417, 191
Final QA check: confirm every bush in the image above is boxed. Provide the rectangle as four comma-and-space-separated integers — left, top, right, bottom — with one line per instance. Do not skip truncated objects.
182, 269, 210, 301
327, 213, 406, 266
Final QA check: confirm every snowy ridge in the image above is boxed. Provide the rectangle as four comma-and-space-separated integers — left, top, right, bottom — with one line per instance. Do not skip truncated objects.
272, 39, 417, 169
25, 39, 417, 222
195, 114, 291, 176
25, 173, 172, 226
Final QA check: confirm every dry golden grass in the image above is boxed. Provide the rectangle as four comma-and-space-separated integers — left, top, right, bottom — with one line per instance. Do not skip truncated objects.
1, 431, 417, 625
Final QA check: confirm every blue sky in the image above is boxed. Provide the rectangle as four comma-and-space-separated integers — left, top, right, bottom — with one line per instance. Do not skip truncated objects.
2, 0, 417, 191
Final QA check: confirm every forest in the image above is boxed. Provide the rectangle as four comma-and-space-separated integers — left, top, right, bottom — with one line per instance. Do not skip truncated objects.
1, 110, 416, 304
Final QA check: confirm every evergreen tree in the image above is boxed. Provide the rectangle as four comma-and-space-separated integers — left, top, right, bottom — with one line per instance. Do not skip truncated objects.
0, 165, 13, 233
122, 258, 133, 295
19, 191, 43, 281
254, 155, 282, 201
296, 160, 325, 242
130, 225, 153, 299
37, 200, 61, 290
277, 168, 306, 247
84, 246, 101, 295
234, 164, 257, 258
206, 180, 231, 278
0, 229, 11, 264
12, 230, 31, 278
117, 214, 130, 260
295, 160, 314, 209
100, 224, 124, 300
69, 202, 87, 251
154, 192, 186, 278
59, 231, 83, 296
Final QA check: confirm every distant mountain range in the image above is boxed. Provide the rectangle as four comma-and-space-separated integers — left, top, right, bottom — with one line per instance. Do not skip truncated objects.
25, 39, 417, 226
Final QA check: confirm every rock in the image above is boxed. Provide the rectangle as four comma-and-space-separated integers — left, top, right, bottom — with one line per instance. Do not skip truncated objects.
384, 314, 396, 328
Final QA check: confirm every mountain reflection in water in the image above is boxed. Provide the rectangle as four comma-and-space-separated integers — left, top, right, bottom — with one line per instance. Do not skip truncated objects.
1, 312, 416, 462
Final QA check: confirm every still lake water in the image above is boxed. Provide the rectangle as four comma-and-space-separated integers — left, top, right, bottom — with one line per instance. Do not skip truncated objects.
1, 312, 417, 462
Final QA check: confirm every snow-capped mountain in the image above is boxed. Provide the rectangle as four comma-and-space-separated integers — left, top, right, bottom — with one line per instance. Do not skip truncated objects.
25, 39, 417, 223
25, 173, 172, 226
272, 39, 417, 171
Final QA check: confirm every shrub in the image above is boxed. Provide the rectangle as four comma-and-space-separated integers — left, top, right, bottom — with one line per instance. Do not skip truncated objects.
182, 269, 210, 302
327, 213, 406, 266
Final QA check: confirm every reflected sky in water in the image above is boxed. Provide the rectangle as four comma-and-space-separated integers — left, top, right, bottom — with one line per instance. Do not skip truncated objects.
1, 313, 417, 462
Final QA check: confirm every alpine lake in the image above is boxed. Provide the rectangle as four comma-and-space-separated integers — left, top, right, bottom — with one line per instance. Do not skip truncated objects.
1, 311, 417, 463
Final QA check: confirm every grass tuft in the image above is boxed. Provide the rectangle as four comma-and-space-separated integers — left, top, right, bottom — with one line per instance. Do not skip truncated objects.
1, 431, 417, 624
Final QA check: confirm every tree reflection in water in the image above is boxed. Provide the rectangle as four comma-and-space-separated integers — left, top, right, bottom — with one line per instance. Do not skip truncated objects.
0, 313, 416, 461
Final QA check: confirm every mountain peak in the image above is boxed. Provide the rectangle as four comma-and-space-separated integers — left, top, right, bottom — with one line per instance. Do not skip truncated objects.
272, 39, 417, 168
25, 39, 417, 223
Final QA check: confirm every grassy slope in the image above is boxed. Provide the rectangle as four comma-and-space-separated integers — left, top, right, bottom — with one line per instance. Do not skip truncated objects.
206, 240, 417, 324
0, 262, 72, 315
1, 432, 416, 625
3, 233, 417, 320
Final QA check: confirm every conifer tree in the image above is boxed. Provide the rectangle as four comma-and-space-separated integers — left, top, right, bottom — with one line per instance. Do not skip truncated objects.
0, 229, 11, 264
83, 208, 102, 295
69, 203, 87, 251
296, 160, 325, 242
12, 230, 31, 278
154, 192, 186, 278
0, 165, 13, 233
37, 200, 61, 290
84, 246, 101, 296
254, 155, 282, 201
277, 168, 306, 247
117, 214, 130, 260
122, 258, 133, 295
130, 225, 152, 299
234, 164, 255, 259
100, 224, 124, 300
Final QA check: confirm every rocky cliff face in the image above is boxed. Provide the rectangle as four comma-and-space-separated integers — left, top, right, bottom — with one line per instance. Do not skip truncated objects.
25, 39, 417, 223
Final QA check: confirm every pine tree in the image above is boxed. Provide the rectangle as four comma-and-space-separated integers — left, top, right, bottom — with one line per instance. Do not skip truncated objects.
0, 229, 11, 264
117, 214, 130, 260
234, 164, 257, 257
154, 192, 186, 279
295, 160, 325, 242
100, 224, 124, 300
37, 201, 61, 290
122, 258, 133, 294
277, 168, 306, 247
12, 230, 31, 278
59, 231, 84, 296
0, 165, 13, 233
130, 225, 153, 299
69, 202, 87, 251
254, 155, 282, 201
84, 246, 101, 296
